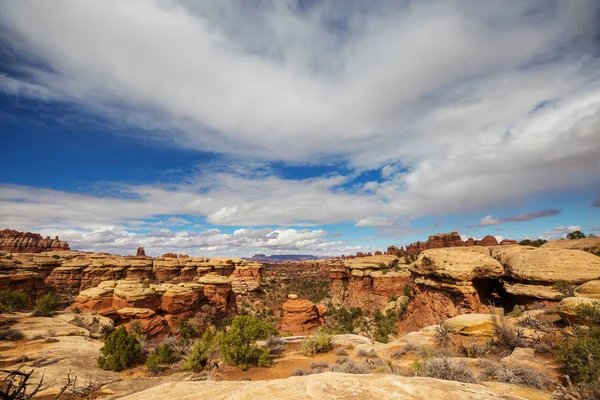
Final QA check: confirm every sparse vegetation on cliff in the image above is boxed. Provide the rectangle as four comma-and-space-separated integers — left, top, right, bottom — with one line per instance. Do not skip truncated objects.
184, 326, 224, 372
0, 289, 28, 312
518, 239, 547, 247
372, 309, 398, 343
32, 291, 59, 317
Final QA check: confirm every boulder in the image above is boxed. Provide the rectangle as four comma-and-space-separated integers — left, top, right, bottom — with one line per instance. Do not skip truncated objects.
57, 312, 114, 338
410, 248, 503, 282
443, 314, 496, 336
492, 247, 600, 284
556, 296, 600, 324
280, 295, 322, 335
541, 237, 600, 254
574, 280, 600, 299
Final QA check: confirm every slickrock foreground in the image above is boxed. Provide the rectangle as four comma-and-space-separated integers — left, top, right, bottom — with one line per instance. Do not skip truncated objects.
118, 372, 545, 400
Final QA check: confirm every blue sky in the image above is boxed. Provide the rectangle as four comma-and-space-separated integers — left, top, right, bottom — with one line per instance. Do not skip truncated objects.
1, 0, 599, 257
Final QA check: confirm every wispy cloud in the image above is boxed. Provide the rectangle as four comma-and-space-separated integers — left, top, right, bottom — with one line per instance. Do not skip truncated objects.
478, 209, 561, 227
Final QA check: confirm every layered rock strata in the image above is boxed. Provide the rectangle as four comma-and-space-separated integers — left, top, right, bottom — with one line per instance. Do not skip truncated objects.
280, 294, 324, 335
330, 255, 410, 311
0, 229, 70, 253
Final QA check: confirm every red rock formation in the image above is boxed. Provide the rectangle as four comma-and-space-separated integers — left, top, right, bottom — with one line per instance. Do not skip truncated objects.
0, 229, 69, 253
476, 235, 499, 246
161, 253, 178, 258
280, 295, 323, 335
500, 239, 518, 245
136, 247, 146, 257
374, 251, 383, 256
356, 252, 365, 257
386, 246, 399, 256
464, 238, 476, 246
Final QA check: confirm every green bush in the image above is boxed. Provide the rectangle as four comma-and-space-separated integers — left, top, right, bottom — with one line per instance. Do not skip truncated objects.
32, 292, 59, 317
177, 318, 197, 339
145, 343, 175, 375
98, 326, 142, 371
0, 290, 28, 313
220, 316, 277, 370
301, 328, 334, 356
567, 231, 586, 240
557, 303, 600, 384
518, 239, 547, 247
184, 326, 224, 371
373, 309, 398, 343
553, 281, 576, 299
403, 284, 411, 298
507, 304, 526, 317
328, 306, 363, 334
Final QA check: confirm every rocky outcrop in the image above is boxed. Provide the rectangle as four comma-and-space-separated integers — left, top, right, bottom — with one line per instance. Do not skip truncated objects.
229, 264, 263, 294
491, 246, 600, 302
541, 237, 600, 254
280, 294, 323, 335
402, 248, 504, 328
73, 278, 230, 337
500, 239, 518, 245
443, 314, 496, 336
556, 296, 600, 325
118, 372, 546, 400
476, 235, 499, 246
0, 229, 69, 253
136, 247, 146, 257
574, 280, 600, 299
329, 255, 410, 311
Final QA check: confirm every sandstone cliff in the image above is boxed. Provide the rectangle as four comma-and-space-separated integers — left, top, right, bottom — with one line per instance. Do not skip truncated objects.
0, 229, 69, 253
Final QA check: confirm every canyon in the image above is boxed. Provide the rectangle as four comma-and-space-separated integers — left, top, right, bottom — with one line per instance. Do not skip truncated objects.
2, 230, 600, 399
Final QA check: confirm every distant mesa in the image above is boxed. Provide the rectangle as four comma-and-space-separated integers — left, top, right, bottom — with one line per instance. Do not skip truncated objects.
0, 229, 69, 253
244, 254, 323, 262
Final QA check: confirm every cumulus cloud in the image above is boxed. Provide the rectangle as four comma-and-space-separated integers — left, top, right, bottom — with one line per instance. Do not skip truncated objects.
42, 226, 347, 257
478, 209, 561, 227
1, 1, 600, 251
543, 225, 582, 237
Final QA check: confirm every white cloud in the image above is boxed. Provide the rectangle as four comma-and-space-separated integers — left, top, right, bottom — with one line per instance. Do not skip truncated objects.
478, 215, 500, 227
0, 1, 599, 246
543, 225, 582, 238
43, 226, 348, 257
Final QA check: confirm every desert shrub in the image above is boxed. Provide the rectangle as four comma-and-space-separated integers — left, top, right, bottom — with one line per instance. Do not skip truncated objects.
290, 368, 313, 376
551, 375, 600, 400
0, 328, 24, 341
403, 284, 411, 298
553, 281, 576, 299
556, 303, 600, 385
334, 347, 348, 356
265, 335, 286, 355
435, 323, 452, 348
413, 356, 476, 383
32, 292, 59, 317
177, 318, 197, 339
145, 353, 161, 375
97, 326, 142, 371
145, 343, 175, 374
456, 339, 491, 358
310, 360, 329, 369
286, 279, 330, 303
567, 231, 586, 240
128, 320, 143, 335
220, 316, 277, 370
335, 356, 350, 364
328, 306, 362, 334
329, 359, 371, 374
518, 239, 547, 247
373, 309, 398, 343
301, 328, 334, 356
478, 360, 546, 389
0, 290, 28, 312
0, 318, 17, 327
184, 326, 224, 371
507, 304, 526, 317
356, 348, 378, 358
491, 316, 527, 353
